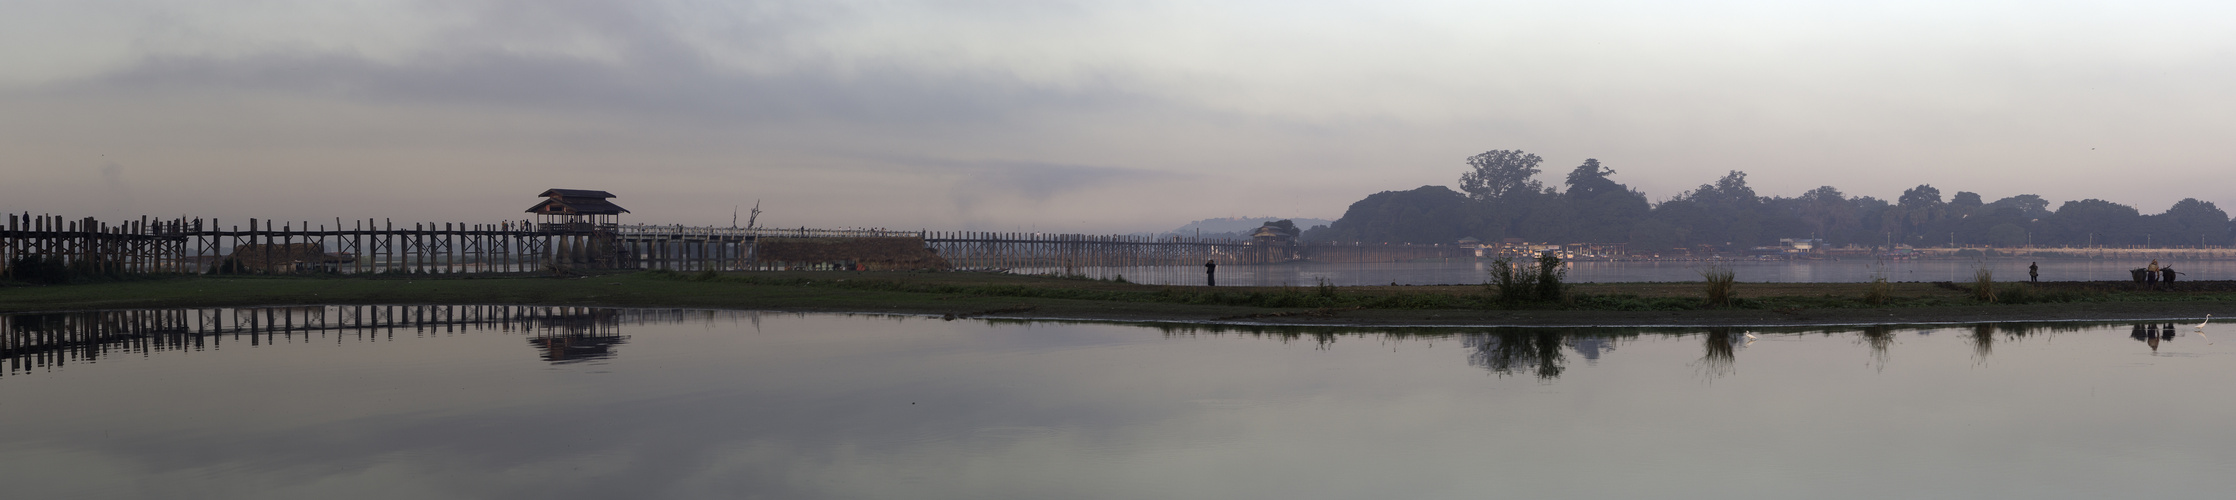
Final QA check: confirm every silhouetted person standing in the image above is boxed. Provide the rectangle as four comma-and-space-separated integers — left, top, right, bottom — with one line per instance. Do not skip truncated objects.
2029, 262, 2038, 282
1204, 259, 1217, 287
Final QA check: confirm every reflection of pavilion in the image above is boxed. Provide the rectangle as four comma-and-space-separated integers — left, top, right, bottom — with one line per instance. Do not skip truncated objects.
525, 308, 628, 364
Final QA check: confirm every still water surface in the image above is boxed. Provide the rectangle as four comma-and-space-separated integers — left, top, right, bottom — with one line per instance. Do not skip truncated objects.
5, 306, 2235, 499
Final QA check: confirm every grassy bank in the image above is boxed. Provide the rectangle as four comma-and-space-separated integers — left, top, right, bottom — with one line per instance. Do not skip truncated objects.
2, 270, 2232, 326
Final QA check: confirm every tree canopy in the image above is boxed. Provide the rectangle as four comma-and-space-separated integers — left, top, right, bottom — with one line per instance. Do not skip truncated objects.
1458, 150, 1544, 201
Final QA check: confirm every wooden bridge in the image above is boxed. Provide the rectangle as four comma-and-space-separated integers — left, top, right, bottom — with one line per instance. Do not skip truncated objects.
0, 213, 1468, 278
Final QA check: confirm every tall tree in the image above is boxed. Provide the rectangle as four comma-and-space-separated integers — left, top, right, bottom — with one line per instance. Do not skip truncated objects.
1884, 184, 1947, 245
2046, 199, 2141, 246
1796, 186, 1857, 241
1561, 159, 1649, 243
1950, 191, 1983, 208
1458, 150, 1544, 201
1898, 185, 1944, 207
1986, 194, 2052, 220
1649, 171, 1764, 249
2157, 198, 2232, 247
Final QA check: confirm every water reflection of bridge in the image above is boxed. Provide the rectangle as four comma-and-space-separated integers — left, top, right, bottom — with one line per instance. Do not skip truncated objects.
0, 306, 764, 376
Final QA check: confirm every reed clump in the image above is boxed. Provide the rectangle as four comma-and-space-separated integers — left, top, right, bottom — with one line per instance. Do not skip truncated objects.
1699, 264, 1736, 308
1972, 268, 1996, 303
1864, 270, 1892, 306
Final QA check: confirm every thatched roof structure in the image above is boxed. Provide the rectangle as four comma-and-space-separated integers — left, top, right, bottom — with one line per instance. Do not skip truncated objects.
526, 189, 629, 215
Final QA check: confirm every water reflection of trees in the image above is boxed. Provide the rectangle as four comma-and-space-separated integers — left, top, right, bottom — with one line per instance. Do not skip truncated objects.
0, 306, 783, 376
1463, 331, 1569, 380
1151, 320, 2151, 382
1954, 323, 2093, 360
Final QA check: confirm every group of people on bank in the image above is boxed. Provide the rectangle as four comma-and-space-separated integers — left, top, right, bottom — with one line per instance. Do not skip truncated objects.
2023, 260, 2185, 286
2135, 259, 2181, 286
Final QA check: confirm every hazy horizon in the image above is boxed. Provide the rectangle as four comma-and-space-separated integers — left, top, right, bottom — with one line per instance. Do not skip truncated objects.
8, 1, 2234, 234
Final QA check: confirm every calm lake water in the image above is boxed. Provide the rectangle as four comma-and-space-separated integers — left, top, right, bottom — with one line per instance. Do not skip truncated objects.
6, 306, 2236, 499
1044, 258, 2236, 287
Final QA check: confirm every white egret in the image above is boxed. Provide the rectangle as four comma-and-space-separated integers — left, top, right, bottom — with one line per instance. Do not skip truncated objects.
2198, 314, 2213, 330
1744, 331, 1758, 340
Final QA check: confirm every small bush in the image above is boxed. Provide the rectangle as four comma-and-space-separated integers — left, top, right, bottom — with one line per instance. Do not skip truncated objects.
1998, 282, 2032, 303
1315, 277, 1337, 298
6, 255, 126, 284
1487, 257, 1538, 304
6, 255, 70, 284
1534, 251, 1566, 302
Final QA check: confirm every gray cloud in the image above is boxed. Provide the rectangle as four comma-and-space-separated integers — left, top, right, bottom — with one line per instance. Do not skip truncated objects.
86, 43, 1143, 130
887, 157, 1190, 200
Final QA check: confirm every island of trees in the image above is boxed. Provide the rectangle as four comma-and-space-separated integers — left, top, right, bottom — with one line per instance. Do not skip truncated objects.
1301, 150, 2232, 253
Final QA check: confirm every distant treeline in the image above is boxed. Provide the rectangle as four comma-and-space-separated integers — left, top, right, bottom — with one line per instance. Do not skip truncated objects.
1302, 150, 2233, 251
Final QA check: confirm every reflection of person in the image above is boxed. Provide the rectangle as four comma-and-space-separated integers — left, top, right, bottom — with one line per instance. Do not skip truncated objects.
1204, 259, 1217, 287
2132, 323, 2181, 352
2028, 262, 2039, 282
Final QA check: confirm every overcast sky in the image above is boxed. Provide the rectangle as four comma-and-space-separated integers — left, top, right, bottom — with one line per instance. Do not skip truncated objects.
5, 0, 2233, 233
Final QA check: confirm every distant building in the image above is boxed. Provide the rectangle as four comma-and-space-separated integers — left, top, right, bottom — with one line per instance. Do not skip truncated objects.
1246, 224, 1302, 263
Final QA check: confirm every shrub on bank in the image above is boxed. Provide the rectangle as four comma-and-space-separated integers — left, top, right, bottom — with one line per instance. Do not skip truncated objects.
1488, 251, 1567, 304
1699, 265, 1736, 308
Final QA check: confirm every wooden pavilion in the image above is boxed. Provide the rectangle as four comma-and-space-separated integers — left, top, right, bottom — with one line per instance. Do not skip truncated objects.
526, 189, 628, 230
